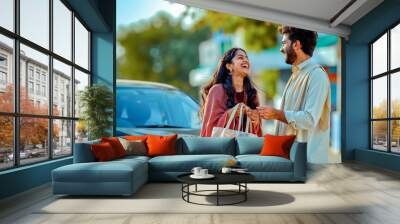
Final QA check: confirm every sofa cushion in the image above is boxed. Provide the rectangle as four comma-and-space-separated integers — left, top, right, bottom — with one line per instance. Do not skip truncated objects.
114, 155, 150, 164
260, 134, 296, 159
52, 159, 147, 183
236, 155, 293, 172
91, 142, 118, 161
147, 134, 177, 157
236, 137, 264, 155
177, 136, 235, 155
101, 137, 127, 158
148, 154, 235, 172
118, 138, 147, 156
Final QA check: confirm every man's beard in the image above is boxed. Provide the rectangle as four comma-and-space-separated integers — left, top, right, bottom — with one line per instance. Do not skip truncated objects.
284, 46, 297, 65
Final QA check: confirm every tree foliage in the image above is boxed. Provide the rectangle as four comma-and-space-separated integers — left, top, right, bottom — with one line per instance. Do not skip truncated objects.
117, 12, 211, 97
192, 10, 278, 51
258, 69, 279, 101
0, 85, 59, 150
79, 84, 113, 140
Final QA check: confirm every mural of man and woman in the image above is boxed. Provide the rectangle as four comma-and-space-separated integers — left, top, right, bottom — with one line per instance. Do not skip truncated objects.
200, 26, 333, 164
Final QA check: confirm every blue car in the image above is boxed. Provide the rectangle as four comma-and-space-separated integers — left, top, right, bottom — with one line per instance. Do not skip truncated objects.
116, 79, 201, 136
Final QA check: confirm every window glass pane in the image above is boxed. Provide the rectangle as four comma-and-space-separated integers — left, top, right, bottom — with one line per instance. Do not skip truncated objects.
391, 24, 400, 70
20, 0, 49, 49
53, 59, 72, 117
74, 18, 89, 70
75, 120, 88, 143
0, 0, 14, 31
74, 69, 89, 118
372, 77, 387, 119
391, 72, 400, 118
0, 116, 13, 170
0, 35, 14, 113
372, 33, 387, 76
372, 121, 388, 151
20, 117, 49, 165
53, 0, 72, 60
20, 44, 49, 115
53, 119, 72, 157
391, 120, 400, 153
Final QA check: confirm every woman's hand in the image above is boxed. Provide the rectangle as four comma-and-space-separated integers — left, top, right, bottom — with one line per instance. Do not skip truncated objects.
245, 107, 260, 125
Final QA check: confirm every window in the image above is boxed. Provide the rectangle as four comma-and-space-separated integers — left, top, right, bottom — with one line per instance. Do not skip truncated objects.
0, 71, 6, 85
0, 0, 14, 32
41, 73, 46, 83
53, 119, 72, 158
0, 55, 7, 67
42, 85, 46, 97
53, 0, 72, 60
35, 83, 40, 95
35, 70, 41, 81
371, 23, 400, 154
20, 0, 49, 49
28, 67, 34, 80
28, 81, 34, 94
0, 54, 8, 88
75, 18, 89, 70
0, 35, 13, 113
0, 0, 91, 170
53, 59, 72, 117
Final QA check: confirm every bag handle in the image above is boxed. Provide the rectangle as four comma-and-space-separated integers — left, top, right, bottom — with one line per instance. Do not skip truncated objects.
237, 104, 244, 131
245, 116, 252, 133
225, 104, 246, 131
225, 104, 240, 129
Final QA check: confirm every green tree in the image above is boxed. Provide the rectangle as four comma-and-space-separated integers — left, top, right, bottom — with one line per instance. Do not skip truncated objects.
117, 12, 211, 97
258, 69, 279, 102
192, 10, 278, 51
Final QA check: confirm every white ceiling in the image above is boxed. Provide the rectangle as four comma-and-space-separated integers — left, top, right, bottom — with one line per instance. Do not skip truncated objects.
168, 0, 384, 37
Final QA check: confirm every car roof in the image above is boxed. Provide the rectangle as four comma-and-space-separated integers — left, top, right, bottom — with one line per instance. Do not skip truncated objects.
117, 79, 178, 90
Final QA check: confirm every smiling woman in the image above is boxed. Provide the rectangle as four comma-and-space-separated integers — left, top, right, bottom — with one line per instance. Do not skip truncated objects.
199, 48, 262, 137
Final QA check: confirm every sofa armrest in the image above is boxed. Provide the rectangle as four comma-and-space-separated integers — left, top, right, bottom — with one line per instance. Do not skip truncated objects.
73, 140, 100, 163
289, 142, 307, 182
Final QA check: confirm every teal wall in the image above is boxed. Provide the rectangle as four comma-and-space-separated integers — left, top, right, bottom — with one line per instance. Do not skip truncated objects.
0, 0, 116, 200
0, 158, 72, 199
343, 0, 400, 171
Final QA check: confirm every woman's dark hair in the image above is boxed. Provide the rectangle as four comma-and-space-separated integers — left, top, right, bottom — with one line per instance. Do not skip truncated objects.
199, 47, 258, 118
279, 26, 318, 56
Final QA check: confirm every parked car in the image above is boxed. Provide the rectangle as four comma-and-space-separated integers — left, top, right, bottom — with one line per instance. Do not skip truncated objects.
116, 79, 201, 136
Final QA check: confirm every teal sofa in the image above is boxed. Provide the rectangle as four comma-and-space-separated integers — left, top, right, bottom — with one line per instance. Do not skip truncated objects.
52, 136, 307, 196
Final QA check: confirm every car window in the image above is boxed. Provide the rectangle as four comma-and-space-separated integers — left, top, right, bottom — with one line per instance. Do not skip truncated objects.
116, 87, 201, 129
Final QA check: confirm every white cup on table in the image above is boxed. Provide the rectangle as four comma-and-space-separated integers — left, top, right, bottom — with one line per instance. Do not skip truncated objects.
191, 167, 202, 176
199, 169, 208, 176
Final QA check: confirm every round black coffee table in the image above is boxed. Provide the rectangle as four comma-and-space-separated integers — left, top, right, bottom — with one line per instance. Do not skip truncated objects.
177, 173, 255, 206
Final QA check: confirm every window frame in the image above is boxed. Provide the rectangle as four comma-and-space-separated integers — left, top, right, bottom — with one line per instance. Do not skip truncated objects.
370, 20, 400, 154
0, 0, 92, 171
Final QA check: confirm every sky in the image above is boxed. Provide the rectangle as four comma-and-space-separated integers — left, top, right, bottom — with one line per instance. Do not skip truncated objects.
117, 0, 188, 27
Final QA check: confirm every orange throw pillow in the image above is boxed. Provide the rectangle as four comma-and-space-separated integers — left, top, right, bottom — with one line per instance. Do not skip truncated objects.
146, 134, 177, 157
124, 135, 148, 141
91, 142, 117, 161
260, 134, 296, 159
101, 137, 126, 158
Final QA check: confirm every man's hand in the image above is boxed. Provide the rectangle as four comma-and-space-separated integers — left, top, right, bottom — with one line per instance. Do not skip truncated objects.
256, 106, 288, 123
